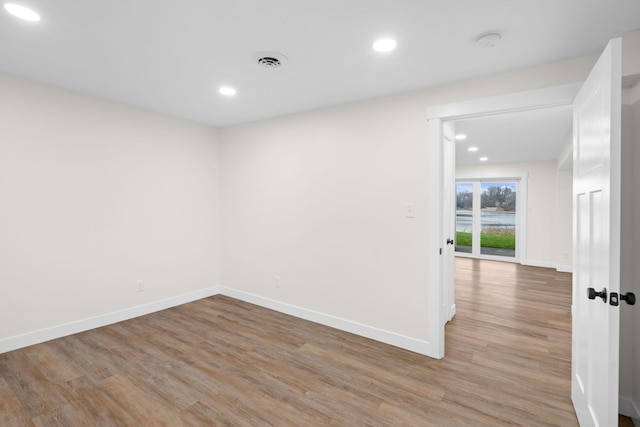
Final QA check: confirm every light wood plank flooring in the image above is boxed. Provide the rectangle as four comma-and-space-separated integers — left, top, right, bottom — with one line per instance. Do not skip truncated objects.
1, 259, 583, 426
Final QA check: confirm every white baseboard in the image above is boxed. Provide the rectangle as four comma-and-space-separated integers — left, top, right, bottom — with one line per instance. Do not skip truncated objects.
1, 285, 433, 358
556, 264, 573, 273
620, 396, 640, 424
456, 255, 570, 273
0, 286, 221, 354
448, 304, 457, 322
219, 287, 433, 357
521, 259, 556, 269
454, 252, 519, 264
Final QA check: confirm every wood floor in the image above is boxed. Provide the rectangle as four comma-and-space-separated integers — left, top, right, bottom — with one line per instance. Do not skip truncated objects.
1, 259, 584, 426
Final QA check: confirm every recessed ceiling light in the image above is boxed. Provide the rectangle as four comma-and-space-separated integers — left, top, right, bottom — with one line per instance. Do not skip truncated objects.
373, 38, 397, 53
468, 147, 479, 152
454, 134, 467, 140
218, 86, 237, 96
479, 157, 489, 162
4, 3, 40, 21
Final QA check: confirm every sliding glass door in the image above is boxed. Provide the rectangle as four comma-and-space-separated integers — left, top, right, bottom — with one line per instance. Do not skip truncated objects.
456, 180, 518, 260
455, 183, 473, 253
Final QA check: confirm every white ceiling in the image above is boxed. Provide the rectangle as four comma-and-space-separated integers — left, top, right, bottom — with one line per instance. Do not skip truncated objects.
1, 0, 639, 128
454, 105, 573, 166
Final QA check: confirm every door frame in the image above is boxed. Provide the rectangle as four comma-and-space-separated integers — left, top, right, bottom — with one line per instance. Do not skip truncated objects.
425, 83, 581, 359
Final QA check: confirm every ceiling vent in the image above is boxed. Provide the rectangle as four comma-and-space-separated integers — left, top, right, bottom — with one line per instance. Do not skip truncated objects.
258, 56, 282, 68
252, 51, 288, 69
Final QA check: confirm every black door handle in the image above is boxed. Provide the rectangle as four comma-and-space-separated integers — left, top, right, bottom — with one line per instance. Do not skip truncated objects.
587, 287, 607, 303
621, 292, 636, 306
446, 238, 454, 245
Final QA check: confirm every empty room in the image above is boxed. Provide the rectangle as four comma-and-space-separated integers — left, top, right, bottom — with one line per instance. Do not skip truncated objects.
2, 1, 640, 426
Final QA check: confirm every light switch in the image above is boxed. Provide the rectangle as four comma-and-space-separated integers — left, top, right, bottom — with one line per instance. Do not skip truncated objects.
405, 203, 415, 218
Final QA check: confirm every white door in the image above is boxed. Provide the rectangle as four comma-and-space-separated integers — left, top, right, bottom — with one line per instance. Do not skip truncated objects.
442, 130, 456, 322
571, 38, 622, 427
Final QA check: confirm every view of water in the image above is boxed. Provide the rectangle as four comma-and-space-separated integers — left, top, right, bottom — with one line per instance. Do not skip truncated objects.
456, 210, 516, 232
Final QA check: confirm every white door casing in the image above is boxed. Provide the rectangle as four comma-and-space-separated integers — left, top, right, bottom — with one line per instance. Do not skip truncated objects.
571, 38, 622, 427
426, 83, 580, 359
472, 182, 481, 255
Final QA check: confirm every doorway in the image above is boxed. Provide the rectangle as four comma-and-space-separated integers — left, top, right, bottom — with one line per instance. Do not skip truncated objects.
425, 83, 581, 360
429, 51, 638, 425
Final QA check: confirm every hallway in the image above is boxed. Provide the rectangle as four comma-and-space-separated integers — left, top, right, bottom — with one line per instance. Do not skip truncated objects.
447, 257, 577, 425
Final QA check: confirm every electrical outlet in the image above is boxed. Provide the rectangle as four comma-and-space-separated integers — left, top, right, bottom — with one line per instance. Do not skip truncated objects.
137, 279, 144, 292
274, 276, 281, 288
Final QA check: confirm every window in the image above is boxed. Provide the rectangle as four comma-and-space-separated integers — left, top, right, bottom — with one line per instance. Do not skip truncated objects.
456, 180, 520, 260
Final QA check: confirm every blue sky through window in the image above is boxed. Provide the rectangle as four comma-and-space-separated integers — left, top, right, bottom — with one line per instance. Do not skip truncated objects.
456, 182, 472, 193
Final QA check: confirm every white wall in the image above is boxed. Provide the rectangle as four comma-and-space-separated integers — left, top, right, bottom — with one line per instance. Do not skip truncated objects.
555, 169, 573, 271
220, 103, 431, 339
0, 73, 222, 342
220, 55, 597, 344
555, 135, 574, 272
456, 160, 568, 269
